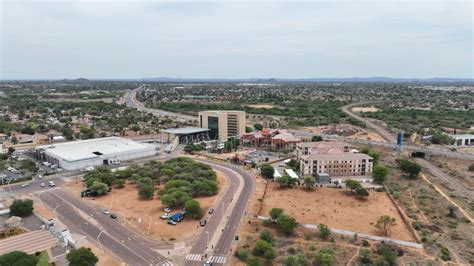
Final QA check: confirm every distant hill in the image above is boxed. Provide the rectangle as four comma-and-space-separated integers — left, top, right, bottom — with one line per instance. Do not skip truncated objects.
142, 77, 473, 83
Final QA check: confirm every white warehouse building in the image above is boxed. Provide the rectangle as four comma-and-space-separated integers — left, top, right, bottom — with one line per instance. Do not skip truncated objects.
33, 137, 157, 171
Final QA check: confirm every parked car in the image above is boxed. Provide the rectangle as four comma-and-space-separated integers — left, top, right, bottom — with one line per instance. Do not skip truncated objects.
110, 214, 117, 219
48, 181, 55, 187
171, 212, 184, 222
38, 175, 43, 179
160, 213, 169, 220
164, 207, 171, 212
21, 183, 30, 187
40, 183, 45, 187
208, 208, 214, 214
103, 209, 110, 215
204, 261, 212, 266
167, 219, 177, 225
200, 219, 207, 226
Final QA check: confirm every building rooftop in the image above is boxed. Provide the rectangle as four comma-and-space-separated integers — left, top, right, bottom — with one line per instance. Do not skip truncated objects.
301, 152, 372, 161
161, 127, 210, 135
37, 137, 154, 162
450, 134, 474, 139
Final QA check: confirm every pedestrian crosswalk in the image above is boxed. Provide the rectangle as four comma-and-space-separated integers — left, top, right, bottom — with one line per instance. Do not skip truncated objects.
158, 260, 173, 266
186, 253, 202, 261
185, 254, 227, 264
209, 255, 227, 264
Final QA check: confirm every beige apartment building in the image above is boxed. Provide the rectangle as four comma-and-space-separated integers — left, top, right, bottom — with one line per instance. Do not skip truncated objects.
296, 141, 373, 178
198, 110, 246, 141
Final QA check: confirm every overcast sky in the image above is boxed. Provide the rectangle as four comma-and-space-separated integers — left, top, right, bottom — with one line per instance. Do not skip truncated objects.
1, 0, 472, 79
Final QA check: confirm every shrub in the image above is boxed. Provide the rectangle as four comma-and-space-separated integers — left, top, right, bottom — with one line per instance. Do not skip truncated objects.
276, 214, 298, 235
235, 248, 250, 261
9, 199, 34, 217
269, 208, 283, 220
318, 224, 331, 240
115, 179, 126, 188
259, 230, 274, 244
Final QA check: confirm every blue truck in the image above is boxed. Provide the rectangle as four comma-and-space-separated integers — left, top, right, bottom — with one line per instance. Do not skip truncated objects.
170, 212, 184, 222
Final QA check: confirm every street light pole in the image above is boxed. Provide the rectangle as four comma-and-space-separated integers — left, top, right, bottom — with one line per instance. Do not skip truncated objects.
97, 230, 106, 254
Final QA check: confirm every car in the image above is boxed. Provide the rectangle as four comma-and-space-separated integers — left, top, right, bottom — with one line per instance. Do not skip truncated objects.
38, 175, 43, 179
167, 220, 177, 225
199, 219, 207, 226
203, 261, 212, 266
160, 213, 169, 220
103, 209, 110, 215
110, 214, 117, 219
21, 183, 29, 187
208, 208, 214, 214
164, 207, 171, 212
49, 182, 55, 187
40, 183, 45, 187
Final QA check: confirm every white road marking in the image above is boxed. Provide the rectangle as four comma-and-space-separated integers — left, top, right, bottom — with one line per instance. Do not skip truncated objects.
210, 255, 227, 264
186, 253, 202, 261
158, 260, 173, 266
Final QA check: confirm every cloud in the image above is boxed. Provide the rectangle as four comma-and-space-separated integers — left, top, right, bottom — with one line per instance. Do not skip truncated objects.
0, 0, 472, 79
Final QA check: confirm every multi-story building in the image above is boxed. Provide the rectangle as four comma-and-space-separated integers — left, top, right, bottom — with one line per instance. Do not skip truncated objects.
198, 111, 246, 141
296, 141, 373, 179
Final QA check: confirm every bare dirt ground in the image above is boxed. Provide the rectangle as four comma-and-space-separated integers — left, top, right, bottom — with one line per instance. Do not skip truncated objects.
299, 124, 386, 142
246, 104, 277, 109
261, 184, 415, 242
83, 242, 121, 266
64, 171, 228, 242
457, 147, 474, 154
352, 106, 380, 113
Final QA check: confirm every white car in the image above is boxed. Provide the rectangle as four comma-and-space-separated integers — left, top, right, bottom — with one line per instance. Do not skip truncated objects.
21, 183, 30, 187
160, 213, 169, 220
40, 183, 45, 187
164, 207, 171, 213
38, 175, 43, 179
103, 209, 110, 215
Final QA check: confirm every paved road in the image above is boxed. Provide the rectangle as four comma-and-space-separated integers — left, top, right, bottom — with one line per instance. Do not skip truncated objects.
185, 160, 255, 265
124, 87, 197, 122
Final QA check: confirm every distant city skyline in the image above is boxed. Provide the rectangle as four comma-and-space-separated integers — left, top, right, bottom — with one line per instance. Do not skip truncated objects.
1, 0, 472, 79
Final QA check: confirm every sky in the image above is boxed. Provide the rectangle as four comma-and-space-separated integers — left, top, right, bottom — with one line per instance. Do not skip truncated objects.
0, 0, 472, 79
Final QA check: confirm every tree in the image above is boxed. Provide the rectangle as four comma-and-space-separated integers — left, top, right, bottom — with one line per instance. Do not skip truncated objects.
373, 165, 389, 184
0, 251, 38, 266
245, 126, 253, 133
303, 176, 315, 190
311, 135, 323, 142
90, 181, 109, 196
115, 179, 126, 188
276, 175, 296, 188
138, 183, 154, 199
355, 187, 369, 198
283, 254, 309, 266
269, 208, 283, 220
276, 214, 298, 235
7, 147, 15, 155
259, 230, 274, 244
254, 123, 263, 131
345, 179, 362, 192
235, 248, 250, 261
447, 204, 457, 218
185, 199, 204, 219
358, 248, 373, 264
313, 248, 334, 266
246, 256, 262, 266
375, 215, 396, 236
318, 224, 331, 239
252, 240, 275, 260
260, 164, 274, 179
9, 199, 34, 216
20, 159, 37, 173
66, 247, 98, 266
377, 245, 397, 265
397, 159, 421, 179
287, 159, 300, 172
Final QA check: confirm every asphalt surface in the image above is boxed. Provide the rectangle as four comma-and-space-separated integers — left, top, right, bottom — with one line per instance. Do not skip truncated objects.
124, 87, 197, 122
184, 160, 255, 266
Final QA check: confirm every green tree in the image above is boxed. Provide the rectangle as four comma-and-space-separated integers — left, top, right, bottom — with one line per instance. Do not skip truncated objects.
358, 248, 373, 264
397, 159, 421, 179
345, 179, 362, 192
245, 126, 253, 133
303, 176, 315, 190
276, 214, 298, 235
318, 224, 331, 239
185, 199, 204, 219
115, 179, 126, 188
235, 248, 250, 261
254, 123, 263, 131
252, 240, 275, 260
9, 199, 34, 216
287, 159, 300, 172
260, 164, 274, 179
246, 256, 262, 266
90, 181, 109, 196
377, 245, 397, 265
259, 230, 275, 244
311, 135, 323, 142
313, 248, 334, 266
0, 251, 38, 266
19, 159, 37, 173
356, 187, 369, 198
375, 215, 396, 236
373, 165, 389, 184
276, 175, 296, 187
66, 247, 98, 266
269, 208, 283, 220
138, 183, 154, 199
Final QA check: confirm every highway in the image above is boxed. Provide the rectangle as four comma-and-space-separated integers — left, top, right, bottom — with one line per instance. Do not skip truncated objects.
124, 86, 197, 122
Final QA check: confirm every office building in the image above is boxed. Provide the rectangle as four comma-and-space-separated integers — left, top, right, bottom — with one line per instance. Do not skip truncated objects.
198, 110, 246, 141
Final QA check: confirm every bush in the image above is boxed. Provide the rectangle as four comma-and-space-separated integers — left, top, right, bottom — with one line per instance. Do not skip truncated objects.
373, 165, 389, 184
318, 224, 331, 239
235, 248, 250, 261
252, 240, 273, 257
313, 248, 334, 266
259, 230, 274, 244
397, 159, 421, 179
469, 163, 474, 172
66, 247, 98, 266
9, 199, 34, 216
440, 247, 451, 261
359, 248, 373, 264
260, 164, 275, 179
115, 179, 126, 188
246, 256, 262, 266
269, 208, 283, 220
276, 214, 298, 235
